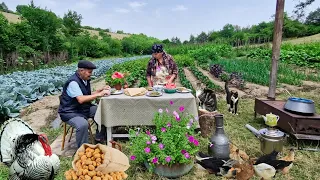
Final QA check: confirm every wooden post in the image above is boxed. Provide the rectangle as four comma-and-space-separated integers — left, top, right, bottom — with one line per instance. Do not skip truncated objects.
267, 0, 285, 100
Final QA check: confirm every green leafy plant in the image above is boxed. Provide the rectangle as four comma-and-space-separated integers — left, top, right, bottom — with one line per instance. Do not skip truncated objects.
128, 101, 200, 171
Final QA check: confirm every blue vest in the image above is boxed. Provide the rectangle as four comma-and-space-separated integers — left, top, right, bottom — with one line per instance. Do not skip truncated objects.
58, 72, 92, 121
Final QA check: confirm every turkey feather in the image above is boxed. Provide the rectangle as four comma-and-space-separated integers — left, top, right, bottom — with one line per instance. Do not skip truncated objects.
0, 118, 34, 165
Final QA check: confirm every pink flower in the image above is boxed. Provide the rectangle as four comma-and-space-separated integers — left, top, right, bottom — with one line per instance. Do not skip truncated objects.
170, 100, 174, 105
130, 155, 136, 160
146, 130, 151, 135
161, 127, 166, 132
152, 157, 158, 164
193, 139, 199, 146
173, 111, 179, 117
188, 136, 195, 143
144, 147, 151, 153
111, 72, 124, 79
194, 116, 199, 121
166, 108, 169, 113
152, 140, 156, 144
179, 106, 185, 112
210, 143, 214, 147
181, 149, 187, 154
158, 109, 163, 113
159, 143, 164, 150
184, 152, 190, 159
175, 116, 181, 121
167, 123, 171, 127
151, 135, 157, 141
146, 141, 151, 145
165, 156, 172, 162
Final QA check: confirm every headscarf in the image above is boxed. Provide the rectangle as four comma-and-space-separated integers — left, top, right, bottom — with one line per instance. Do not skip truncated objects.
151, 44, 164, 53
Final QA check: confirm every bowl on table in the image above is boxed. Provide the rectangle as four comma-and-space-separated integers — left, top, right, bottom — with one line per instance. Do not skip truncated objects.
163, 88, 177, 94
153, 85, 164, 92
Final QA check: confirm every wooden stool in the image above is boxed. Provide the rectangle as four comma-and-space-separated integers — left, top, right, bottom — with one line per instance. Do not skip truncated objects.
61, 118, 95, 151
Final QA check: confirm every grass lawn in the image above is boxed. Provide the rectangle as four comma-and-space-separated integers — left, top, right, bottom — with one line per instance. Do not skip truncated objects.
1, 90, 319, 180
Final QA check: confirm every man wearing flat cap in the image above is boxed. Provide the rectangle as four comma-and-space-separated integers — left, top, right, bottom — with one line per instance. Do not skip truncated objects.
146, 44, 178, 87
58, 60, 110, 147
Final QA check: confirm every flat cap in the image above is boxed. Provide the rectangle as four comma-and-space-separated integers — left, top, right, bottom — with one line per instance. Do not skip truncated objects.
78, 60, 96, 69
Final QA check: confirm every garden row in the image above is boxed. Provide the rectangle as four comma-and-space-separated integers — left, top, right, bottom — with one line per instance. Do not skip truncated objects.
182, 43, 320, 87
0, 56, 148, 119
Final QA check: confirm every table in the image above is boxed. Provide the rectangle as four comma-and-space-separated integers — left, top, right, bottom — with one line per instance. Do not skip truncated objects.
94, 92, 198, 145
254, 98, 320, 140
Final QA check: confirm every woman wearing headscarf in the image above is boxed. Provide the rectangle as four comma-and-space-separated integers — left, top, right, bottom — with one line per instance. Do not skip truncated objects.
146, 44, 178, 87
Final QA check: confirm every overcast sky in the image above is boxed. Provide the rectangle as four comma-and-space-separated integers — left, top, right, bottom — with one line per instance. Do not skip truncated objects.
3, 0, 320, 41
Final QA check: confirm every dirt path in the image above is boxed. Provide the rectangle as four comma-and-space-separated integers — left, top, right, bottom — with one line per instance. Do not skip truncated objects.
20, 78, 107, 133
197, 67, 247, 98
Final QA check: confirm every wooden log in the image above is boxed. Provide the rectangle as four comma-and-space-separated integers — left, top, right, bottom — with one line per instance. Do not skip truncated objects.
268, 0, 285, 100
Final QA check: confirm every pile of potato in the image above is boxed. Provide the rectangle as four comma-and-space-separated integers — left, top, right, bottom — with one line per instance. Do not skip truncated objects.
65, 146, 128, 180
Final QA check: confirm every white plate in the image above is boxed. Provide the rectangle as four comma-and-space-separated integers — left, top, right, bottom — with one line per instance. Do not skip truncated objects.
176, 88, 192, 93
146, 91, 163, 97
111, 89, 123, 95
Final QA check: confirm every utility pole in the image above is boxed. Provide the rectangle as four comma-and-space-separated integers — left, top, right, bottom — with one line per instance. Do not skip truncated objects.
268, 0, 285, 100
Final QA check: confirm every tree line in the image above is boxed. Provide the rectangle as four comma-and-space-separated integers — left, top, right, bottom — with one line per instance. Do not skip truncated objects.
0, 2, 160, 74
163, 7, 320, 46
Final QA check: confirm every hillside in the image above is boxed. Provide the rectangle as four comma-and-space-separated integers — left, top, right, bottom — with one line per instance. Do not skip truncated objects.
0, 11, 130, 40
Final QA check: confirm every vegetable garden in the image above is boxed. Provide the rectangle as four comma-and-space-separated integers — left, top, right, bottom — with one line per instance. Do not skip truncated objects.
1, 41, 320, 180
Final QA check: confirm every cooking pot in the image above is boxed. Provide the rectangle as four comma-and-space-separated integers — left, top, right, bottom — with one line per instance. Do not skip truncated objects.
284, 97, 316, 114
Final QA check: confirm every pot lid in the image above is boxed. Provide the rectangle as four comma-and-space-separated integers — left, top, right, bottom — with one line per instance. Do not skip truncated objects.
259, 128, 285, 138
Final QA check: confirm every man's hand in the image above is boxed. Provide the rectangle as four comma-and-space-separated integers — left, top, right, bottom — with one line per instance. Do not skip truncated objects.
98, 89, 110, 97
94, 86, 111, 94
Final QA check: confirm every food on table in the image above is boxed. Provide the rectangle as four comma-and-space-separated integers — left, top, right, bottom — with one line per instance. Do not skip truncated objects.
177, 87, 187, 91
149, 91, 160, 96
65, 146, 128, 180
165, 83, 176, 89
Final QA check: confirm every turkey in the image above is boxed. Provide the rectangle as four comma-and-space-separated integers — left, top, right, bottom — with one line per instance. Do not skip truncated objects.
0, 118, 60, 180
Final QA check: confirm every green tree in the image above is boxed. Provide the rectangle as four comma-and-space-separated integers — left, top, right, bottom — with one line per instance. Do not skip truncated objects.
63, 10, 82, 36
305, 8, 320, 25
189, 34, 196, 44
196, 32, 208, 43
293, 0, 316, 20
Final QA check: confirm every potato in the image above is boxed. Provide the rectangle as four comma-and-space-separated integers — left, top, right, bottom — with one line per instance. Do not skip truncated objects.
81, 155, 87, 161
65, 175, 72, 180
89, 164, 95, 171
87, 151, 93, 158
86, 147, 93, 152
96, 171, 102, 177
92, 161, 97, 167
96, 158, 102, 163
72, 174, 78, 180
83, 169, 89, 175
93, 177, 102, 180
85, 160, 93, 165
97, 162, 101, 166
79, 175, 85, 180
94, 153, 101, 158
83, 165, 89, 170
121, 172, 128, 179
79, 151, 85, 156
85, 175, 91, 180
88, 170, 97, 177
76, 169, 83, 176
91, 157, 96, 161
94, 148, 101, 153
101, 154, 104, 160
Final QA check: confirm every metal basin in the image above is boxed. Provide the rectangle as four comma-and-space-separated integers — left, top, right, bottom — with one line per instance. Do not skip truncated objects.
284, 97, 316, 114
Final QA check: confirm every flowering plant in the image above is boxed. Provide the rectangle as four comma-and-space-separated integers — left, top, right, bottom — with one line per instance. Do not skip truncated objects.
109, 71, 126, 86
128, 100, 200, 170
